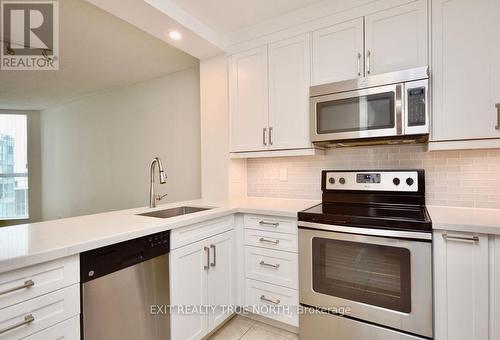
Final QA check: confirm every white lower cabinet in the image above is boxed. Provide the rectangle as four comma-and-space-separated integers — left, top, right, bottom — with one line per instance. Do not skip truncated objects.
23, 316, 80, 340
0, 255, 80, 340
243, 214, 299, 328
0, 284, 80, 339
491, 235, 500, 340
170, 229, 236, 340
244, 278, 298, 326
434, 230, 490, 340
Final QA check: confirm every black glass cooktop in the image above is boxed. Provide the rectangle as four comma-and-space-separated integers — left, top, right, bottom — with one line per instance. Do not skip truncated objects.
298, 203, 432, 232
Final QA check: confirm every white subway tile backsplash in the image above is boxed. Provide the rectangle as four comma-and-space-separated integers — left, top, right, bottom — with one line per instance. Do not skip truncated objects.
247, 144, 500, 209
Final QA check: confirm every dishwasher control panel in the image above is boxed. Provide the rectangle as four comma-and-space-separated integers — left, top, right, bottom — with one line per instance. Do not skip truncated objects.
80, 230, 170, 282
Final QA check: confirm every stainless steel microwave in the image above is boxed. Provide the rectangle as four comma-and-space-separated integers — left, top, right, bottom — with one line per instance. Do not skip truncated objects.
310, 67, 429, 144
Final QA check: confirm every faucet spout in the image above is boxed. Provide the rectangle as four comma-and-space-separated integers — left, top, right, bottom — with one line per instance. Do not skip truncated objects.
149, 157, 167, 208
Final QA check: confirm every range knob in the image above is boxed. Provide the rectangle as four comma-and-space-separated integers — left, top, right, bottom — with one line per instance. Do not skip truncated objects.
328, 177, 335, 184
406, 177, 414, 186
393, 177, 401, 186
339, 177, 346, 185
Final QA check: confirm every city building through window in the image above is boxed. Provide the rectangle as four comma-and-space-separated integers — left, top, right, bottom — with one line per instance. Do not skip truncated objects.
0, 114, 28, 220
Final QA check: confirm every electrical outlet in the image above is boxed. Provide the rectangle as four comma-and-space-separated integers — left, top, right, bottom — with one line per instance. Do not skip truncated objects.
279, 168, 288, 182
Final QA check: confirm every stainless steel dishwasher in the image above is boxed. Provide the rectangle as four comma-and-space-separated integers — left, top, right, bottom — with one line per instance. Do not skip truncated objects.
80, 230, 170, 340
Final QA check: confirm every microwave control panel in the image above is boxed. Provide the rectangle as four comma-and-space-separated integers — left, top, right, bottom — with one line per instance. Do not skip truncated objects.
407, 87, 426, 127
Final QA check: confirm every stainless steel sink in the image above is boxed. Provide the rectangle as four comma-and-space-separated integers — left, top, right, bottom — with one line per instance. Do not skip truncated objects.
137, 206, 212, 219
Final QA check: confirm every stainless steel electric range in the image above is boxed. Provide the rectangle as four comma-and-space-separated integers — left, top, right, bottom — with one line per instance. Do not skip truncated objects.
298, 170, 432, 340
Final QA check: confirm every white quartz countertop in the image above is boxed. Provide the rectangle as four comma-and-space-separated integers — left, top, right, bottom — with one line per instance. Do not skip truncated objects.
0, 197, 319, 273
428, 205, 500, 235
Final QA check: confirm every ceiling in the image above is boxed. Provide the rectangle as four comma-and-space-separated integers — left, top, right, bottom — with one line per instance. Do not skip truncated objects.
168, 0, 326, 33
0, 0, 198, 111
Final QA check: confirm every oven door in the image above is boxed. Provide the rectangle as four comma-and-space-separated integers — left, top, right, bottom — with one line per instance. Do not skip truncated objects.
298, 223, 432, 338
310, 84, 403, 142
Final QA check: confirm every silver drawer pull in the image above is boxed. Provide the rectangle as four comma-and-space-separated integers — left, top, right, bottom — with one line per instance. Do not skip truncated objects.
0, 279, 34, 297
259, 237, 279, 245
0, 314, 35, 334
442, 233, 479, 243
259, 221, 279, 227
260, 295, 280, 305
260, 260, 280, 269
204, 246, 210, 270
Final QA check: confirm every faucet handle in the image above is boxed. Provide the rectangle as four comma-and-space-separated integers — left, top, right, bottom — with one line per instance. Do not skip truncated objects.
155, 193, 168, 202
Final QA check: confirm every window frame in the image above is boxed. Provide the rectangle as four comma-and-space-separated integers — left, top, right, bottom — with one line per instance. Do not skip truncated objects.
0, 112, 29, 221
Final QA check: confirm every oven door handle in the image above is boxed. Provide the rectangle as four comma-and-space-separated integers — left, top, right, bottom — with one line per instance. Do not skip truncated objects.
395, 83, 403, 135
298, 221, 432, 241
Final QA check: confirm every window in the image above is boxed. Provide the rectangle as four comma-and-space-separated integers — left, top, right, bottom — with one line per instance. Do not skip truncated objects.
0, 114, 28, 220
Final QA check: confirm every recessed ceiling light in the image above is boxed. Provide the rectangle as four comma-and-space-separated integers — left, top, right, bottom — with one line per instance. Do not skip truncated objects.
169, 31, 182, 40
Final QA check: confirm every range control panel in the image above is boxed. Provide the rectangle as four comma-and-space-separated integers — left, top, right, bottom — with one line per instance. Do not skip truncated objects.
324, 171, 419, 192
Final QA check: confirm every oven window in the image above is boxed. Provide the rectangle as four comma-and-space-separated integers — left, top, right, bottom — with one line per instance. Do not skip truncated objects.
312, 237, 411, 313
316, 92, 395, 134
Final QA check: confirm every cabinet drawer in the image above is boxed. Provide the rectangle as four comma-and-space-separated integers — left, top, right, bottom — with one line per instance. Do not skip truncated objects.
245, 278, 298, 327
171, 215, 235, 249
244, 215, 297, 235
0, 284, 79, 339
23, 315, 80, 340
244, 229, 297, 253
0, 255, 79, 310
245, 246, 298, 289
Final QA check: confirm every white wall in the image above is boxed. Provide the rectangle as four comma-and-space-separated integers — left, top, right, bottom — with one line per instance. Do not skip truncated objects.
40, 67, 201, 220
200, 55, 246, 200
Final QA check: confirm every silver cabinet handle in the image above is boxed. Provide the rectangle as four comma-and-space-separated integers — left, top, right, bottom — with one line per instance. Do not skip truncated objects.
442, 233, 479, 243
496, 103, 500, 130
366, 50, 371, 74
0, 279, 34, 297
269, 127, 273, 145
259, 221, 279, 227
204, 246, 210, 270
260, 295, 280, 305
260, 260, 280, 269
357, 52, 362, 76
210, 244, 216, 267
0, 314, 35, 335
263, 128, 267, 146
259, 237, 279, 245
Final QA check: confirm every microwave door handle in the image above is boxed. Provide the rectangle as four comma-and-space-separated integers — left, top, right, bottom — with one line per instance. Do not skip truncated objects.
396, 84, 403, 135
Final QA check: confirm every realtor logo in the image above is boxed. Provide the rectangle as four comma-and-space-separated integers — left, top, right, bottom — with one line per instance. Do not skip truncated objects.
1, 1, 59, 70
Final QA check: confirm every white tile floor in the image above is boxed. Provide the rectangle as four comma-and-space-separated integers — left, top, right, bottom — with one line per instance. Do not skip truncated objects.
208, 315, 298, 340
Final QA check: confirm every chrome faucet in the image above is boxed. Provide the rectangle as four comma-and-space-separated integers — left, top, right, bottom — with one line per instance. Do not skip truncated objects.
149, 157, 167, 208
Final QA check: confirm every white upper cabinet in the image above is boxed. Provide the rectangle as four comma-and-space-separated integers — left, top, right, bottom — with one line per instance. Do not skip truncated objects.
230, 35, 313, 154
364, 0, 428, 75
230, 46, 269, 152
268, 34, 312, 150
312, 18, 364, 85
431, 0, 500, 143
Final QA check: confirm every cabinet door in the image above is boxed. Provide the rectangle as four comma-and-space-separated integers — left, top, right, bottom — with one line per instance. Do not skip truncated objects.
207, 230, 236, 332
492, 235, 500, 340
312, 18, 364, 85
434, 231, 489, 340
230, 46, 269, 152
170, 239, 208, 340
364, 0, 427, 75
268, 34, 311, 150
432, 0, 500, 141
